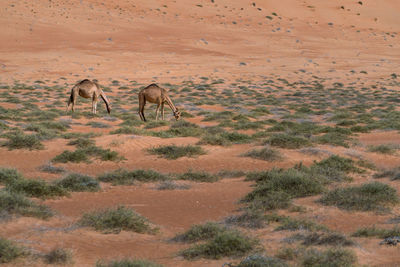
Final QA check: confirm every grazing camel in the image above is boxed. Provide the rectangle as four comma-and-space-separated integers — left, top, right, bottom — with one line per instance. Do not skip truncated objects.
66, 79, 111, 114
138, 84, 181, 121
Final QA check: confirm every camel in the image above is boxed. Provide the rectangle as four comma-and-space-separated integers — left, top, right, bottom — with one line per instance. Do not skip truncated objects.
138, 84, 181, 121
66, 79, 111, 114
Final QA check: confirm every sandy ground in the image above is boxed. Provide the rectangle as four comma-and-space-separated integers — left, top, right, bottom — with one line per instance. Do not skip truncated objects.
1, 1, 400, 266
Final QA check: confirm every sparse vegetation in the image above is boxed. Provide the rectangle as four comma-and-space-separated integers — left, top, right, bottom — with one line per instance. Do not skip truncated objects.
6, 178, 69, 199
0, 168, 23, 184
2, 132, 44, 150
96, 258, 164, 267
147, 145, 206, 159
242, 146, 283, 161
97, 169, 169, 185
352, 226, 400, 238
177, 170, 219, 183
56, 173, 100, 192
79, 206, 157, 234
0, 237, 26, 263
44, 248, 73, 264
265, 133, 312, 149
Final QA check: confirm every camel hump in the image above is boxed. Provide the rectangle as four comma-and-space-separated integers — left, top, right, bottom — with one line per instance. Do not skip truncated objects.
77, 79, 96, 89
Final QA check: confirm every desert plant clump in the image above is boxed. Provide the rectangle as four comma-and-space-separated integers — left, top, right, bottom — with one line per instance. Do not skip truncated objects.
6, 178, 69, 199
301, 247, 357, 267
0, 168, 23, 184
2, 132, 44, 150
237, 254, 289, 267
367, 144, 398, 154
55, 173, 100, 192
293, 232, 355, 246
147, 145, 206, 159
44, 248, 73, 264
96, 258, 164, 267
373, 167, 400, 181
38, 163, 66, 174
67, 137, 95, 148
52, 145, 124, 163
0, 237, 26, 263
352, 226, 400, 238
172, 222, 227, 243
97, 169, 169, 185
242, 146, 283, 161
155, 181, 190, 190
275, 217, 328, 232
0, 190, 53, 219
319, 182, 399, 211
78, 206, 157, 234
265, 133, 312, 149
179, 230, 258, 260
177, 170, 219, 183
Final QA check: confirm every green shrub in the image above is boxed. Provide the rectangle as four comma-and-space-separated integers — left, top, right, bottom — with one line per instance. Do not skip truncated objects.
97, 169, 169, 185
225, 209, 269, 229
0, 168, 22, 184
52, 146, 124, 163
197, 134, 231, 146
316, 132, 351, 148
44, 248, 73, 264
0, 237, 25, 263
238, 255, 289, 267
297, 232, 355, 246
52, 150, 89, 163
6, 178, 68, 199
0, 190, 53, 219
301, 248, 357, 267
180, 230, 258, 260
352, 226, 400, 238
314, 155, 362, 174
38, 163, 65, 174
265, 133, 312, 149
177, 170, 219, 183
247, 191, 292, 211
155, 181, 190, 190
367, 144, 397, 154
96, 258, 164, 267
172, 222, 227, 242
79, 206, 157, 234
242, 147, 283, 161
319, 182, 399, 211
67, 138, 95, 148
56, 173, 100, 192
2, 132, 44, 150
147, 145, 206, 159
275, 217, 327, 232
221, 132, 253, 144
373, 167, 400, 181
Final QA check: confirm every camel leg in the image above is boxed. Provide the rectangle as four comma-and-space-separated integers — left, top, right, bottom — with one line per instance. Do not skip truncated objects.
161, 102, 165, 120
155, 103, 160, 121
138, 98, 146, 121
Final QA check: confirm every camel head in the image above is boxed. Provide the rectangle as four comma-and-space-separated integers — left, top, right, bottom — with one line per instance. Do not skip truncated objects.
174, 109, 181, 120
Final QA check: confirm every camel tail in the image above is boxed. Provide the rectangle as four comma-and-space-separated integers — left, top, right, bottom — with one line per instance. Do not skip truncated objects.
100, 92, 111, 114
66, 86, 76, 112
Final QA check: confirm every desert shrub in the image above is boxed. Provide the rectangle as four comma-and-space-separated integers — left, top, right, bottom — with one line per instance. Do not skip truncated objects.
55, 173, 100, 192
79, 206, 156, 234
2, 132, 44, 150
316, 132, 351, 148
220, 132, 253, 144
373, 167, 400, 180
0, 190, 53, 219
238, 254, 289, 267
147, 145, 206, 159
0, 168, 23, 184
0, 237, 25, 263
96, 258, 164, 267
352, 226, 400, 238
144, 121, 169, 129
177, 170, 219, 183
367, 144, 397, 154
296, 232, 355, 246
6, 178, 68, 199
197, 134, 231, 146
234, 120, 265, 130
265, 133, 312, 149
217, 170, 246, 178
38, 163, 65, 174
67, 137, 95, 148
172, 222, 227, 242
247, 191, 292, 211
314, 155, 362, 174
44, 248, 73, 264
52, 149, 89, 163
319, 182, 399, 211
86, 121, 110, 128
155, 181, 190, 190
110, 127, 147, 135
301, 248, 357, 267
242, 147, 283, 161
275, 217, 327, 232
225, 209, 269, 229
202, 111, 234, 121
97, 169, 169, 185
179, 230, 258, 260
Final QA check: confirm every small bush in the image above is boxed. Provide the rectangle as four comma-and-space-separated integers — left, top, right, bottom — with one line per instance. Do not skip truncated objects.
52, 146, 124, 163
301, 248, 357, 267
197, 134, 231, 146
0, 168, 23, 184
242, 147, 283, 161
316, 132, 351, 148
6, 178, 68, 199
44, 248, 73, 264
238, 254, 289, 267
0, 190, 53, 219
155, 181, 190, 190
247, 191, 292, 211
221, 132, 253, 144
52, 150, 89, 163
96, 258, 164, 267
314, 155, 362, 174
374, 167, 400, 181
147, 145, 206, 159
180, 230, 258, 260
56, 173, 100, 192
79, 206, 156, 234
172, 222, 227, 243
38, 163, 65, 174
319, 182, 399, 211
265, 133, 312, 149
368, 144, 398, 154
97, 169, 169, 185
298, 232, 355, 246
275, 217, 327, 232
0, 237, 25, 263
2, 132, 44, 150
67, 137, 95, 148
177, 170, 219, 183
352, 226, 400, 238
225, 209, 268, 229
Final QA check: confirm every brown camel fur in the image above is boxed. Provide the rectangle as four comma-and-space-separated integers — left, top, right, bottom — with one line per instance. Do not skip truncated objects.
66, 79, 111, 114
138, 84, 181, 121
